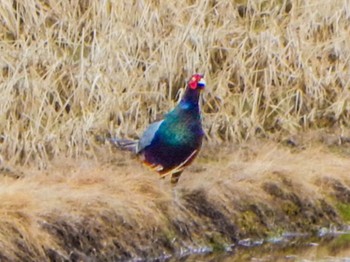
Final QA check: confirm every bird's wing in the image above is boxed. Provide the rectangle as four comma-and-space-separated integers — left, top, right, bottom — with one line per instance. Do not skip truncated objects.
159, 149, 198, 177
136, 120, 164, 153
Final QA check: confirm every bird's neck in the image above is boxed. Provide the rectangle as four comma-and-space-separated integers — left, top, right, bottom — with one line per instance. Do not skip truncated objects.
179, 87, 201, 110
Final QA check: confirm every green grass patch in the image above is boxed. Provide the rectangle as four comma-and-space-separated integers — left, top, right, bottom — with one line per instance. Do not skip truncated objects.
336, 203, 350, 222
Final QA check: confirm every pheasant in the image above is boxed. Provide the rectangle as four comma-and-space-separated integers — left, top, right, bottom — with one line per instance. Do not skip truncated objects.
111, 74, 205, 185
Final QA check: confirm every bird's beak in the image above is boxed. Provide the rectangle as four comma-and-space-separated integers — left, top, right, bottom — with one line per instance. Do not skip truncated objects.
198, 78, 206, 89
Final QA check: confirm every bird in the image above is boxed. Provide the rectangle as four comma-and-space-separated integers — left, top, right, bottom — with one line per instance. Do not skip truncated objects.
110, 74, 205, 185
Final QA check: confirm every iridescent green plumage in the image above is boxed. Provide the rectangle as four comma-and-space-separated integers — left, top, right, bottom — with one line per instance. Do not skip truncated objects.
112, 74, 205, 185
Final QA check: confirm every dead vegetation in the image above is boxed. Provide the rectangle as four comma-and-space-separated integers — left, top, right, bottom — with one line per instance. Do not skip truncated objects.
1, 0, 350, 260
0, 0, 349, 166
0, 141, 348, 260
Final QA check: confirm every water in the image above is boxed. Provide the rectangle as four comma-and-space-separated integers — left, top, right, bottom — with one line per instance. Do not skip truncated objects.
172, 228, 350, 262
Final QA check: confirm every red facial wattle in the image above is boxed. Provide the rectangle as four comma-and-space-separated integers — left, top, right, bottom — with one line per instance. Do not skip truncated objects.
189, 74, 205, 90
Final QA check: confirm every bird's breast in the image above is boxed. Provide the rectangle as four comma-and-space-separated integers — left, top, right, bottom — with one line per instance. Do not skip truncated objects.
159, 120, 203, 148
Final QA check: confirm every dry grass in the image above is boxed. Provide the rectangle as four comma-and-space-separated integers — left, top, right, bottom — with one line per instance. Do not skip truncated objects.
0, 141, 348, 260
0, 0, 349, 166
1, 0, 350, 259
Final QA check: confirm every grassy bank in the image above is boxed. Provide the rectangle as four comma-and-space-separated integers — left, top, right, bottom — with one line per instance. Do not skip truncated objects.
0, 140, 350, 260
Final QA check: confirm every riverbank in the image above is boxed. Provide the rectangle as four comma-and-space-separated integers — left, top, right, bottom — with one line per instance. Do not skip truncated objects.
1, 136, 350, 261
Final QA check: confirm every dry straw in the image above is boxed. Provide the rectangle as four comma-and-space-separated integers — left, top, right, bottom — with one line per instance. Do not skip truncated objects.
0, 0, 349, 166
0, 1, 350, 259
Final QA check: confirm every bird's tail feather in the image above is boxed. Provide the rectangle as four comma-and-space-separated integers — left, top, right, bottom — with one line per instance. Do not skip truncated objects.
108, 138, 138, 153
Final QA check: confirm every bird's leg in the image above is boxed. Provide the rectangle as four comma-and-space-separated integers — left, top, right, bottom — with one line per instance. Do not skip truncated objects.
170, 171, 183, 205
170, 171, 182, 185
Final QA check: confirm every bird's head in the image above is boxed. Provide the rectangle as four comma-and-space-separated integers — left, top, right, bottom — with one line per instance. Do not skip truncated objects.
188, 74, 206, 90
